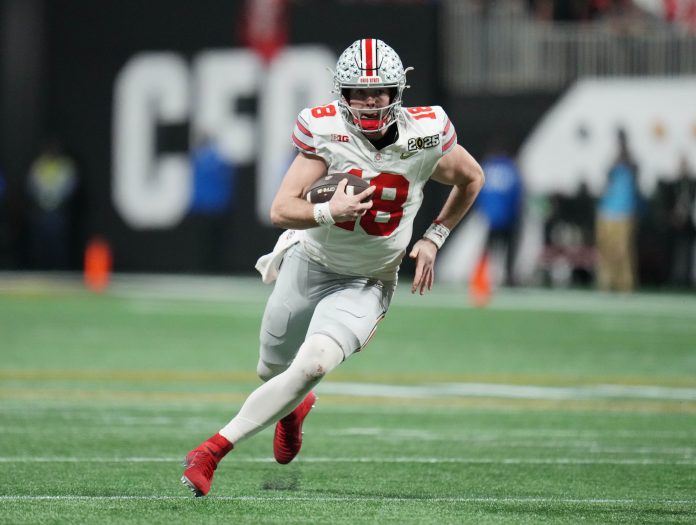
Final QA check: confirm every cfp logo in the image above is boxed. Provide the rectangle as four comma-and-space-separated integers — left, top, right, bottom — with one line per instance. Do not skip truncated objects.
113, 47, 336, 229
407, 134, 440, 151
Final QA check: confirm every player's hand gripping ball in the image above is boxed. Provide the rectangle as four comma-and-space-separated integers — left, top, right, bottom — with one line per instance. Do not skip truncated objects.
305, 173, 371, 203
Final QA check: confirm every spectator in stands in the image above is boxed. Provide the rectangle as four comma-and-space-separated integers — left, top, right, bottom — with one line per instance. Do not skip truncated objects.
26, 139, 79, 270
665, 155, 696, 286
0, 168, 10, 268
526, 0, 642, 25
542, 186, 596, 287
552, 0, 595, 21
476, 136, 524, 286
189, 134, 236, 273
528, 0, 554, 20
595, 127, 640, 292
572, 182, 596, 248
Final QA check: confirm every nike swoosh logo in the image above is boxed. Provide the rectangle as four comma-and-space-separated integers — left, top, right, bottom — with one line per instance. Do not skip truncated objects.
400, 151, 419, 160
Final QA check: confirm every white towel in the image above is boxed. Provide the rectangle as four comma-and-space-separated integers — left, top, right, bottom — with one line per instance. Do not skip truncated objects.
255, 229, 303, 284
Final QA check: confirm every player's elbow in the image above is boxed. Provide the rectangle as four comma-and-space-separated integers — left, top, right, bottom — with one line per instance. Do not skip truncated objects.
471, 162, 485, 191
269, 198, 289, 228
269, 206, 284, 228
270, 211, 291, 229
457, 161, 485, 193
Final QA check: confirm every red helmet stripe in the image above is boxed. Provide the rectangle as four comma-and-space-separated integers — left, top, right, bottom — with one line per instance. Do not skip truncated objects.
363, 38, 376, 76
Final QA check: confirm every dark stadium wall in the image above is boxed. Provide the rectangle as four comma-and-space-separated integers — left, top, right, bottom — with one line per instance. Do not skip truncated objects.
0, 0, 47, 268
1, 0, 557, 274
447, 94, 561, 160
43, 0, 249, 273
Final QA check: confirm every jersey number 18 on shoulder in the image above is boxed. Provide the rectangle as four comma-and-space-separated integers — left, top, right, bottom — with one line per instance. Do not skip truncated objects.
311, 104, 337, 118
406, 106, 436, 120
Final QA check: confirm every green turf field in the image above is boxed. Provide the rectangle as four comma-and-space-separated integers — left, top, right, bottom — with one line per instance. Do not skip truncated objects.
1, 275, 695, 523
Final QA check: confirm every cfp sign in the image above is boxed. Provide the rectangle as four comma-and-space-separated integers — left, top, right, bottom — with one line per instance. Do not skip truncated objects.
113, 47, 335, 229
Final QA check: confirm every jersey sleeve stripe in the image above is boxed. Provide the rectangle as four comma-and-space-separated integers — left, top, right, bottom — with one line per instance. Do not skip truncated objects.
292, 133, 316, 153
442, 132, 457, 154
296, 119, 313, 138
443, 118, 451, 136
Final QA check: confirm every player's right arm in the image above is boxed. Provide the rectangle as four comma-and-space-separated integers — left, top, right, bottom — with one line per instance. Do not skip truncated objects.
269, 152, 374, 229
271, 107, 375, 229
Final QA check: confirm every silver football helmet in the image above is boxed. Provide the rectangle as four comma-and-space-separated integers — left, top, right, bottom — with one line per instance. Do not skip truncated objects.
333, 38, 412, 133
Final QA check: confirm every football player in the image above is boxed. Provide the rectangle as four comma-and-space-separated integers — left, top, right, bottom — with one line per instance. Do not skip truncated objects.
182, 38, 484, 497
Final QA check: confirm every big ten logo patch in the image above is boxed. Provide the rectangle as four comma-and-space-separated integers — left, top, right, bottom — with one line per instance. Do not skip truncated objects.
331, 134, 350, 143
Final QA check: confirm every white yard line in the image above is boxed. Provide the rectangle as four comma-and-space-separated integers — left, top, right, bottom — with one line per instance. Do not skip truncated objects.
4, 381, 695, 402
325, 429, 696, 454
3, 273, 696, 318
316, 382, 696, 401
0, 494, 693, 505
0, 456, 694, 465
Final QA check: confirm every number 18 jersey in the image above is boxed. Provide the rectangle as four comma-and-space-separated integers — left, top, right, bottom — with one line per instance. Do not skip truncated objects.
292, 100, 458, 281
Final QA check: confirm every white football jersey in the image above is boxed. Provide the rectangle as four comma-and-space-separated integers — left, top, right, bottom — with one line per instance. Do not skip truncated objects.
291, 100, 458, 280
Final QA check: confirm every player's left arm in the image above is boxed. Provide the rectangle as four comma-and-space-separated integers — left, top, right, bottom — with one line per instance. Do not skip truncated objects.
409, 144, 485, 294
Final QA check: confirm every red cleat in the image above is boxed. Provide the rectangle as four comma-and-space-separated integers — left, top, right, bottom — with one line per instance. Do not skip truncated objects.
181, 433, 233, 497
274, 391, 317, 464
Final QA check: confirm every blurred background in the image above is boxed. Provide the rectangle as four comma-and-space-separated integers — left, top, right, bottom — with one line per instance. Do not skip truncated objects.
1, 0, 695, 292
2, 3, 696, 518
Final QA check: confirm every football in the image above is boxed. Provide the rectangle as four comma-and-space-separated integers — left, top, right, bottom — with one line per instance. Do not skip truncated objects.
305, 173, 371, 203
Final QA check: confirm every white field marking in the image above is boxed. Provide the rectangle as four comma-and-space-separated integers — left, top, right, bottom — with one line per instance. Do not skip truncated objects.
0, 422, 213, 435
2, 423, 693, 446
315, 382, 696, 401
5, 381, 696, 402
474, 428, 696, 439
125, 301, 258, 317
109, 275, 270, 304
0, 495, 694, 506
4, 273, 696, 319
594, 317, 696, 334
326, 428, 695, 455
331, 427, 696, 441
391, 285, 696, 318
1, 456, 695, 466
1, 421, 689, 456
4, 400, 691, 440
115, 284, 696, 319
0, 424, 691, 456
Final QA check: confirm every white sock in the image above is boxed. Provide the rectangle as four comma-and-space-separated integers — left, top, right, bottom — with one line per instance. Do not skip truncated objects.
219, 334, 343, 445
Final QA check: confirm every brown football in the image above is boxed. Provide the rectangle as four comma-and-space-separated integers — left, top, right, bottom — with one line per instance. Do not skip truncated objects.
305, 173, 371, 203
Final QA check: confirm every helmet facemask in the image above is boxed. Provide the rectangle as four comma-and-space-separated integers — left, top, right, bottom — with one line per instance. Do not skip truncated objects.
333, 38, 412, 134
339, 87, 399, 133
